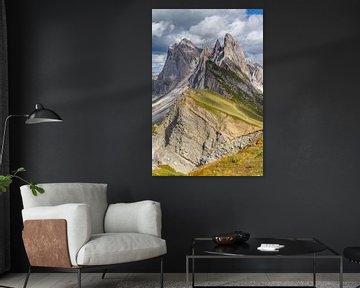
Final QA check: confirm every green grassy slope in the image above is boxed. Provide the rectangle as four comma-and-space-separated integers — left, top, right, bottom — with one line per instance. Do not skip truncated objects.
189, 136, 263, 176
152, 165, 184, 176
152, 87, 263, 176
152, 124, 158, 135
187, 89, 263, 128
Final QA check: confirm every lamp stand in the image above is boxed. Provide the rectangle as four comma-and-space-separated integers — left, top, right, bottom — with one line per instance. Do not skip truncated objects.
0, 114, 27, 169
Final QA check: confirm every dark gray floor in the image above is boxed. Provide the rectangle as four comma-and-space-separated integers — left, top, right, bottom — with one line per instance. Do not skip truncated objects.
0, 273, 357, 288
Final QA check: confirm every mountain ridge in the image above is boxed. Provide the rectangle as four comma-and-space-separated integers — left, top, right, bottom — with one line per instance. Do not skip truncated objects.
152, 33, 263, 123
152, 89, 262, 173
152, 33, 263, 175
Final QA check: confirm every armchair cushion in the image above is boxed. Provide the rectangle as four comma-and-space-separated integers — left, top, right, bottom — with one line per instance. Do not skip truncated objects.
22, 203, 91, 266
104, 201, 162, 237
21, 183, 108, 234
76, 233, 167, 266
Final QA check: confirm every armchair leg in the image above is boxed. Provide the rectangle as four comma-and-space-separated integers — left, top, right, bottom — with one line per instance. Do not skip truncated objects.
101, 270, 107, 279
23, 266, 31, 288
77, 269, 81, 288
160, 257, 164, 288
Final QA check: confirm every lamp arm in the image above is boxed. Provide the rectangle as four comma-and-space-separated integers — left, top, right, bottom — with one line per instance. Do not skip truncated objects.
0, 114, 28, 169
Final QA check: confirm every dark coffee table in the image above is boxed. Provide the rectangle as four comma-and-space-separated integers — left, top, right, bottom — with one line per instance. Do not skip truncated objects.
186, 237, 342, 288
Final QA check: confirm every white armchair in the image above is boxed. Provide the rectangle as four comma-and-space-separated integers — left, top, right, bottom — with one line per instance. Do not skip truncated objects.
20, 183, 166, 288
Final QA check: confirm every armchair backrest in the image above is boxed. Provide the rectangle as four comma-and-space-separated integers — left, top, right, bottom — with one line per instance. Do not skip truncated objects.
20, 183, 108, 234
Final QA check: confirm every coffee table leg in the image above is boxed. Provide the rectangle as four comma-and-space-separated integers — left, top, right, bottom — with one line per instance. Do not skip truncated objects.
313, 255, 316, 287
192, 257, 195, 288
339, 257, 343, 288
186, 257, 189, 288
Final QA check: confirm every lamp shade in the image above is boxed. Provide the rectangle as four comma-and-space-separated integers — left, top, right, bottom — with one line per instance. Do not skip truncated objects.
25, 104, 63, 124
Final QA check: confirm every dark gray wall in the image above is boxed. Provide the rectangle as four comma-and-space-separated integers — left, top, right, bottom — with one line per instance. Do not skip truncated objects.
0, 0, 10, 274
5, 0, 360, 273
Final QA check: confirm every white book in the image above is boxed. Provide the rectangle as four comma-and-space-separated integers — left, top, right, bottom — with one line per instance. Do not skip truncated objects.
257, 243, 285, 251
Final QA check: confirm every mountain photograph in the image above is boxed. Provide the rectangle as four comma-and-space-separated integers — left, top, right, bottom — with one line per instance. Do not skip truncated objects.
152, 9, 263, 176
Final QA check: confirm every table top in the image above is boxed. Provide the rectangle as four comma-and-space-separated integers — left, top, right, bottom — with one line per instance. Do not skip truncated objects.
190, 237, 340, 258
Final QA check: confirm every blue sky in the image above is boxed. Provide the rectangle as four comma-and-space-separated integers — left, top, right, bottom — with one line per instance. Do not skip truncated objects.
247, 9, 263, 15
152, 9, 263, 74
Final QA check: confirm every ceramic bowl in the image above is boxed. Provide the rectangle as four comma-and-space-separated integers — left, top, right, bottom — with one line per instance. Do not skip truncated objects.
212, 233, 238, 245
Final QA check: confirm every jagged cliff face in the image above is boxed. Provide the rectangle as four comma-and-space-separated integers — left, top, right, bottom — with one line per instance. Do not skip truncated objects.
213, 33, 251, 80
189, 47, 212, 89
153, 33, 263, 123
152, 91, 262, 173
152, 39, 201, 122
153, 38, 201, 98
247, 60, 263, 93
152, 33, 263, 174
191, 33, 262, 114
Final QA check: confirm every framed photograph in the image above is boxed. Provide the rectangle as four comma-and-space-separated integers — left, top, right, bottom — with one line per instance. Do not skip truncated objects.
152, 9, 263, 176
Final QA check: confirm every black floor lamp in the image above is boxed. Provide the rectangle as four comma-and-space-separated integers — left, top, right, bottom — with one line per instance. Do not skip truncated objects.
0, 103, 63, 167
0, 103, 62, 288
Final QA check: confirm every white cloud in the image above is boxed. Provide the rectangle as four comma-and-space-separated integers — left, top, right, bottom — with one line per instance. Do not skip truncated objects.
246, 31, 262, 42
152, 53, 167, 74
152, 9, 263, 71
152, 53, 166, 64
245, 15, 263, 32
189, 15, 227, 40
228, 20, 246, 37
152, 21, 175, 38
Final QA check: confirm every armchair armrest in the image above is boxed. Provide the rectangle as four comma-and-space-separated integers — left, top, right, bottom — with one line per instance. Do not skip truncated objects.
22, 203, 91, 266
104, 200, 162, 237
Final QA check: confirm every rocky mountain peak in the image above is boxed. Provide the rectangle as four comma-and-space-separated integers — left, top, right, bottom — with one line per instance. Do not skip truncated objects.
190, 33, 263, 97
214, 39, 222, 52
189, 46, 212, 88
179, 38, 193, 44
208, 33, 250, 80
178, 38, 197, 49
156, 38, 200, 85
153, 33, 263, 123
201, 46, 212, 58
224, 33, 235, 46
152, 37, 202, 122
222, 34, 249, 78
